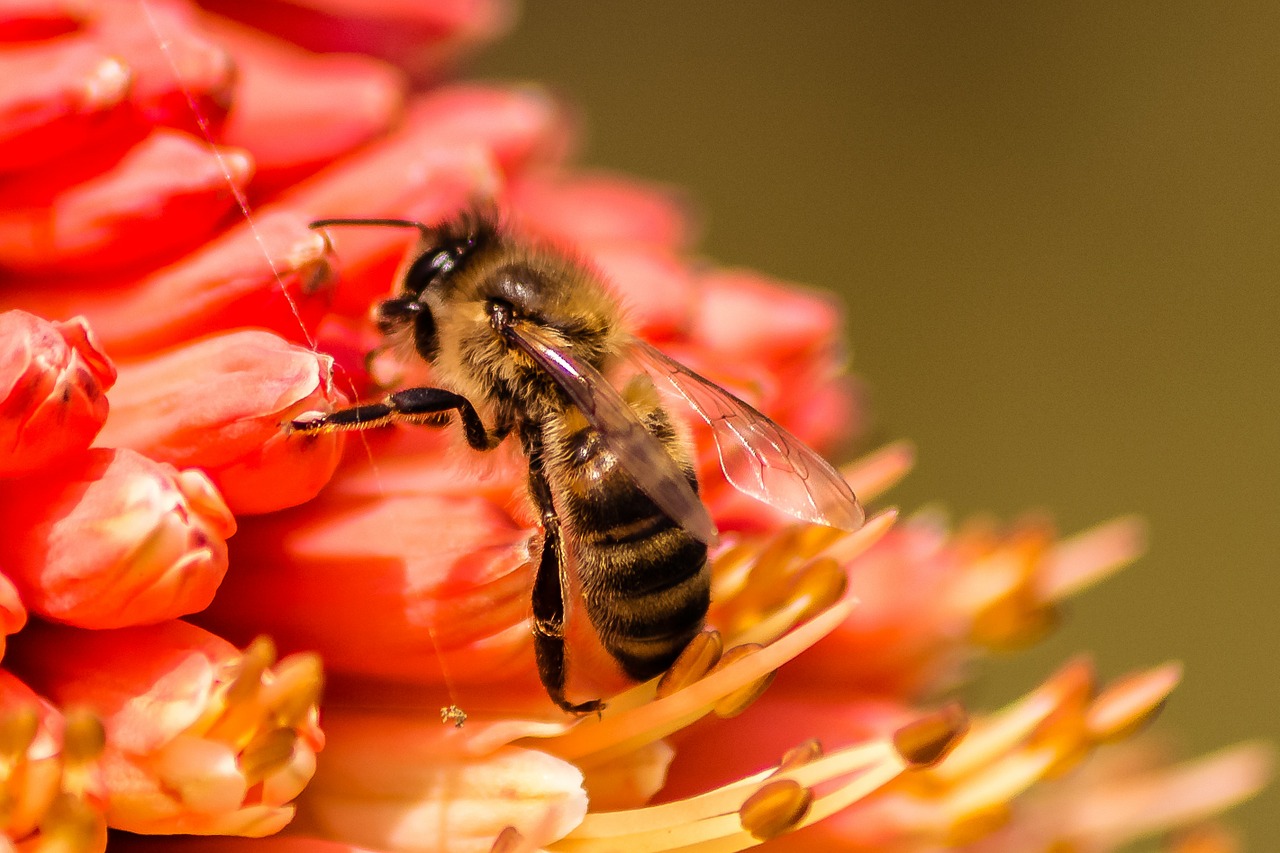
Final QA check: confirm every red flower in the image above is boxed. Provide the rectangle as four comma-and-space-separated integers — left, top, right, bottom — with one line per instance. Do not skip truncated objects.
0, 1, 1265, 851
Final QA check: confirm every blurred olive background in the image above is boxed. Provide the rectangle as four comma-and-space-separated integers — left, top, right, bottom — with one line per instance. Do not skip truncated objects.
471, 1, 1277, 842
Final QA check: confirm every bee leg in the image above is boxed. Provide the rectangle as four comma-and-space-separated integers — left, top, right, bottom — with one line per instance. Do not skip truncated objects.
290, 387, 510, 450
524, 429, 605, 716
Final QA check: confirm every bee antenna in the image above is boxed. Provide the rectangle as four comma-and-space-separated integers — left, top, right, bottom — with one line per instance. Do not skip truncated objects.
309, 218, 432, 236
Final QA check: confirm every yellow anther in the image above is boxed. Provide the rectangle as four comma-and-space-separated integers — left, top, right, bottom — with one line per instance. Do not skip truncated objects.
656, 628, 723, 699
739, 778, 813, 841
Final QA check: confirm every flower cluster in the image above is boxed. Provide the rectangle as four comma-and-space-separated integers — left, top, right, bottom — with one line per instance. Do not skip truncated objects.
0, 1, 1267, 852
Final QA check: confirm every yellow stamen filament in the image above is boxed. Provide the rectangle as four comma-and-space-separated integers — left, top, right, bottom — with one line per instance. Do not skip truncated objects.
938, 748, 1060, 839
772, 740, 823, 774
809, 509, 897, 567
538, 600, 853, 766
1068, 743, 1272, 844
1168, 824, 1241, 853
1085, 662, 1181, 743
1038, 515, 1147, 602
33, 791, 105, 853
738, 779, 812, 841
555, 739, 906, 851
58, 712, 105, 768
0, 706, 38, 762
261, 653, 324, 729
929, 658, 1093, 785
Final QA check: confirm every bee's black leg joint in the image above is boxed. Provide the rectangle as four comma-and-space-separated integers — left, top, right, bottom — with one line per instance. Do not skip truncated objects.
292, 386, 510, 449
524, 425, 605, 716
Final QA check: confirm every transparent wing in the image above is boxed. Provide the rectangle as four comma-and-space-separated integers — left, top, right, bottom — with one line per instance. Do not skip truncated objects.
502, 322, 719, 545
628, 338, 865, 531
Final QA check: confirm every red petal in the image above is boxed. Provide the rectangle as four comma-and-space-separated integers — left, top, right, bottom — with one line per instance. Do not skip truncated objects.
0, 0, 86, 41
207, 15, 406, 195
0, 572, 27, 662
508, 170, 694, 251
0, 128, 253, 274
0, 310, 115, 477
200, 0, 512, 82
0, 37, 133, 173
7, 209, 335, 357
90, 0, 234, 135
198, 488, 535, 686
97, 329, 347, 514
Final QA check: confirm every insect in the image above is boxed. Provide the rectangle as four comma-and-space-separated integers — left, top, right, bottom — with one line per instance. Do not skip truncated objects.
292, 211, 865, 714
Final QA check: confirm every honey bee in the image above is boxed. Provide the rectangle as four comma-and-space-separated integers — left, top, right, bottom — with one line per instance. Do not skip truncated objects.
293, 211, 864, 714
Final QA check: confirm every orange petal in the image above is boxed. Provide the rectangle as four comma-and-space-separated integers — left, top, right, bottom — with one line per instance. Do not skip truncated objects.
20, 209, 336, 357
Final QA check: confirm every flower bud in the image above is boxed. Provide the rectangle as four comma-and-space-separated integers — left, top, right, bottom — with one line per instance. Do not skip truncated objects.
91, 0, 235, 134
200, 487, 535, 690
97, 329, 347, 514
0, 310, 115, 478
0, 129, 254, 274
302, 709, 585, 853
0, 37, 132, 173
8, 621, 324, 837
0, 448, 234, 629
0, 572, 26, 662
72, 210, 335, 357
208, 15, 407, 194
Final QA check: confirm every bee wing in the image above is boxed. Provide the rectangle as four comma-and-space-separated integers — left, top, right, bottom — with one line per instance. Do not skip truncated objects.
503, 322, 720, 545
628, 338, 865, 532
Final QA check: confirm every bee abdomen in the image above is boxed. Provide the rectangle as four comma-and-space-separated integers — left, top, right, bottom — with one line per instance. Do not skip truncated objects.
574, 512, 710, 680
581, 534, 710, 680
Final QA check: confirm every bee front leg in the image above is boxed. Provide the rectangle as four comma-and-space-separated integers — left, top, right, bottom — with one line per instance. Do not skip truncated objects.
524, 428, 605, 716
291, 387, 510, 450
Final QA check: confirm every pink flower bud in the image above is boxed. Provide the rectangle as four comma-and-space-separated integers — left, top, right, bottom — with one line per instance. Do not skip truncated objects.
0, 36, 132, 173
507, 170, 694, 251
90, 0, 235, 135
61, 210, 334, 357
96, 329, 347, 514
0, 1, 82, 41
201, 0, 514, 82
208, 15, 407, 195
0, 448, 234, 629
8, 621, 323, 837
0, 129, 254, 274
0, 310, 115, 477
199, 484, 537, 691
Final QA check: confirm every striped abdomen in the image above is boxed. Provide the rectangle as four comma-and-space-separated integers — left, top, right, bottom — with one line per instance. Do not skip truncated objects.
544, 389, 710, 681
